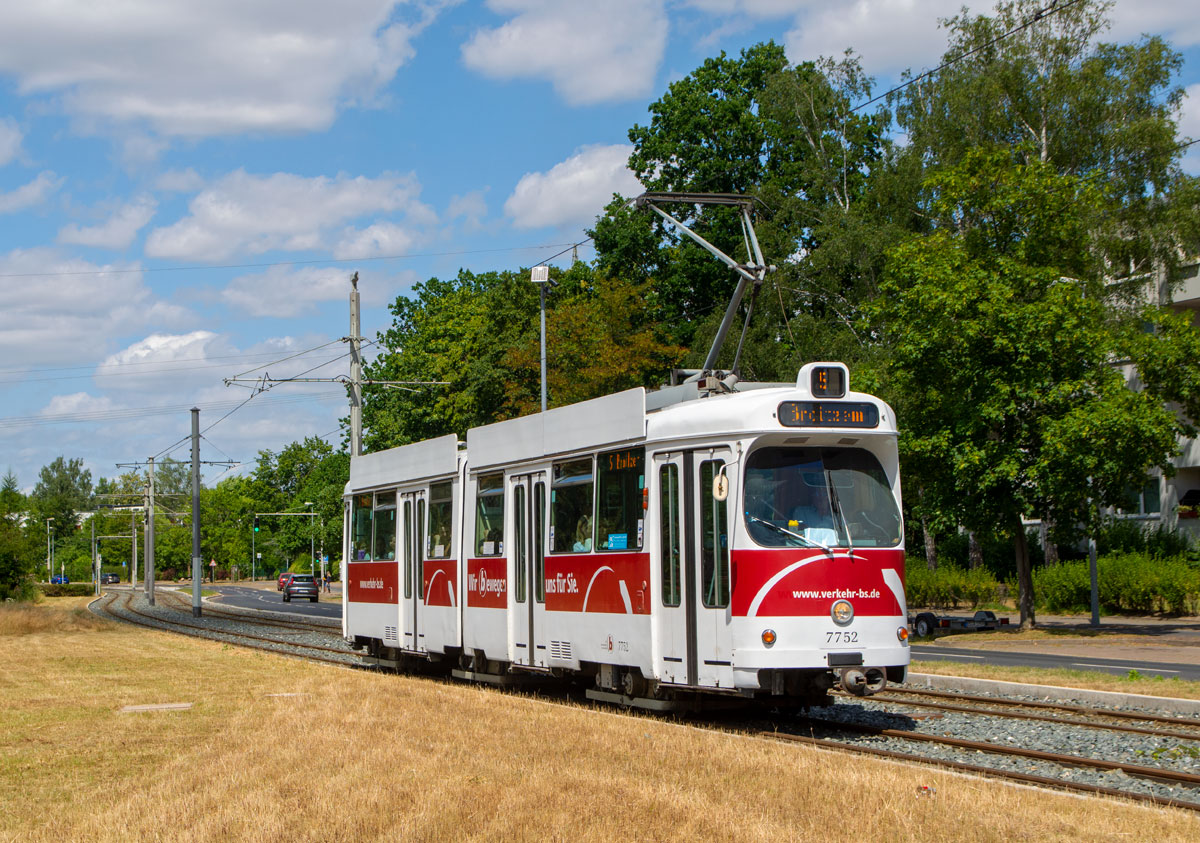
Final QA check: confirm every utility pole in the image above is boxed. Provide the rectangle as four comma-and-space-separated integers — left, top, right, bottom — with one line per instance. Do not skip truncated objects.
91, 517, 99, 597
131, 510, 137, 586
531, 266, 550, 413
145, 457, 156, 605
349, 272, 363, 457
191, 408, 202, 618
45, 518, 53, 581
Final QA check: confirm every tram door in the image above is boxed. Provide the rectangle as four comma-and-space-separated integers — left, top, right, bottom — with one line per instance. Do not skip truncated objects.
399, 490, 426, 653
511, 473, 548, 668
656, 450, 733, 687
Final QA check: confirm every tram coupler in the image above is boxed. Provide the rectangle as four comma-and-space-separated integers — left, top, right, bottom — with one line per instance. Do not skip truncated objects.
839, 667, 887, 697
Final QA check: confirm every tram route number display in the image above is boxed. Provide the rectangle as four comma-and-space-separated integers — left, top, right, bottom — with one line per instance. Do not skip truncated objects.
778, 401, 879, 428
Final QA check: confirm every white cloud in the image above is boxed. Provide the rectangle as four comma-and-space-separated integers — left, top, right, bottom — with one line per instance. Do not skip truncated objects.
0, 171, 63, 214
0, 1, 451, 137
504, 143, 641, 229
462, 0, 669, 104
40, 392, 115, 417
155, 168, 205, 193
144, 169, 433, 261
0, 117, 21, 166
334, 222, 419, 260
221, 266, 362, 318
783, 0, 959, 75
1180, 83, 1200, 176
101, 331, 218, 368
1110, 4, 1200, 48
57, 196, 157, 249
0, 248, 190, 367
447, 190, 488, 230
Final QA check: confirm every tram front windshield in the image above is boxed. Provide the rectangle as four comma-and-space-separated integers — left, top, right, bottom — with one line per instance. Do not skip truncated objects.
743, 447, 901, 548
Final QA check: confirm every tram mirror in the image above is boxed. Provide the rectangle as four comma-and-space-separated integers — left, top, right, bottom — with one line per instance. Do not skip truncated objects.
713, 472, 729, 502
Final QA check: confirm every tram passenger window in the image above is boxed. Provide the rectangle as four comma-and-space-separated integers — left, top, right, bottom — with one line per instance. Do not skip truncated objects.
551, 458, 593, 553
417, 498, 426, 599
403, 500, 412, 599
351, 494, 373, 561
515, 485, 527, 603
597, 447, 645, 551
428, 481, 454, 558
700, 460, 729, 608
374, 491, 397, 563
534, 482, 546, 602
660, 464, 681, 607
474, 474, 505, 556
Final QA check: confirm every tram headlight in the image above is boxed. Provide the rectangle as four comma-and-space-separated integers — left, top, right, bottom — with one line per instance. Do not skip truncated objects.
761, 629, 776, 648
830, 599, 853, 626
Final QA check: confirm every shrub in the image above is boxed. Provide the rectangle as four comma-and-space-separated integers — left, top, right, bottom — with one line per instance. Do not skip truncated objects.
37, 583, 95, 598
905, 562, 1003, 609
0, 580, 41, 602
1033, 553, 1200, 615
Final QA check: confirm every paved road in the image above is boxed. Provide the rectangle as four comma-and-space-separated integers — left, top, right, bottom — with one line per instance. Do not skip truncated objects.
211, 584, 342, 621
910, 643, 1200, 681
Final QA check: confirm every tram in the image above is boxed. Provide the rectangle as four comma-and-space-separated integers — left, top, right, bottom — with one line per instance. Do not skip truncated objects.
342, 361, 908, 708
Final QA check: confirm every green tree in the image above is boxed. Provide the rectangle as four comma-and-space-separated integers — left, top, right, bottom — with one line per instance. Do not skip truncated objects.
875, 150, 1184, 627
893, 0, 1198, 276
30, 456, 93, 542
0, 469, 23, 520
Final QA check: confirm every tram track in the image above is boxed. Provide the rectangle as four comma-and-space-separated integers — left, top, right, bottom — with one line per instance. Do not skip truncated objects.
94, 591, 359, 668
154, 588, 339, 634
91, 591, 1200, 814
832, 688, 1200, 742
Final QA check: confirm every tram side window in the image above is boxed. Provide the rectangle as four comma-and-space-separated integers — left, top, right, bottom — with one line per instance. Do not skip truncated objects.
700, 460, 729, 608
374, 491, 397, 563
351, 494, 373, 561
551, 458, 594, 553
660, 464, 681, 607
428, 481, 454, 558
475, 474, 505, 556
597, 447, 645, 551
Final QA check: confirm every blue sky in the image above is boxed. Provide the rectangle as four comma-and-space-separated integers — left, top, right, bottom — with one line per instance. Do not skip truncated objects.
1, 0, 1197, 491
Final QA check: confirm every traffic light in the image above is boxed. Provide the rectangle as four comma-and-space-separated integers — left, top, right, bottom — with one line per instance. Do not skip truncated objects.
253, 516, 259, 532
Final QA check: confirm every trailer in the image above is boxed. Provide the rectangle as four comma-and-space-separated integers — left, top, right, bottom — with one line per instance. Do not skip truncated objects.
910, 610, 1010, 638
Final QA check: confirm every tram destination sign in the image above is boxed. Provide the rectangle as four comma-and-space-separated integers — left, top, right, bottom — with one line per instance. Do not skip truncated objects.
778, 401, 879, 428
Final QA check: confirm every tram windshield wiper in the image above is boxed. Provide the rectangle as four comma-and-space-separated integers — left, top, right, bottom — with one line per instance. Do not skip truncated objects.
825, 468, 855, 560
745, 513, 832, 554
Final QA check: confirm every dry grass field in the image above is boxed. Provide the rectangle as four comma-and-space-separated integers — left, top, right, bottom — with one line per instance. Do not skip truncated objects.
3, 598, 1199, 842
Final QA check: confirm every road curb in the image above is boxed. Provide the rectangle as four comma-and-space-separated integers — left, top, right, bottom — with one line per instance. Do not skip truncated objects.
906, 672, 1200, 715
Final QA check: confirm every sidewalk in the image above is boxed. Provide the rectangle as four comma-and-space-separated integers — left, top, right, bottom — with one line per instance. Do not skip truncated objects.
921, 611, 1200, 665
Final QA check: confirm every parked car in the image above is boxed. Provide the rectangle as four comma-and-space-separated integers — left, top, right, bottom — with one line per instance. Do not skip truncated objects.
282, 573, 319, 603
277, 572, 292, 590
50, 575, 69, 585
100, 573, 120, 584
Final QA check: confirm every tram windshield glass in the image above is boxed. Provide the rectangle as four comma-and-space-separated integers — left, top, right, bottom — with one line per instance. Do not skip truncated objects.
743, 447, 901, 548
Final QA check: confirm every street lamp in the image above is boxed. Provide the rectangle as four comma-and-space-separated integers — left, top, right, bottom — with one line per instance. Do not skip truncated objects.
45, 518, 54, 581
531, 266, 550, 413
304, 501, 315, 577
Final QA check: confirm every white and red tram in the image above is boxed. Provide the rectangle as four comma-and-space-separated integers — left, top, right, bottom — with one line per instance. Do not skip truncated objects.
342, 362, 909, 707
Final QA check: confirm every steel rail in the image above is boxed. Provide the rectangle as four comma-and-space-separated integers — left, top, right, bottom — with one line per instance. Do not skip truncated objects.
100, 592, 356, 662
802, 715, 1200, 789
885, 686, 1200, 728
156, 589, 338, 633
761, 730, 1200, 814
843, 691, 1200, 742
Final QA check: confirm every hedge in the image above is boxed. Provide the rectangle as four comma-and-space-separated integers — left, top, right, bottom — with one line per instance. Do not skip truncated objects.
1034, 554, 1200, 615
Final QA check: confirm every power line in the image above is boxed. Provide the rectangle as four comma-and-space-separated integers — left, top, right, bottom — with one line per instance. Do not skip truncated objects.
852, 0, 1086, 113
0, 242, 580, 280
